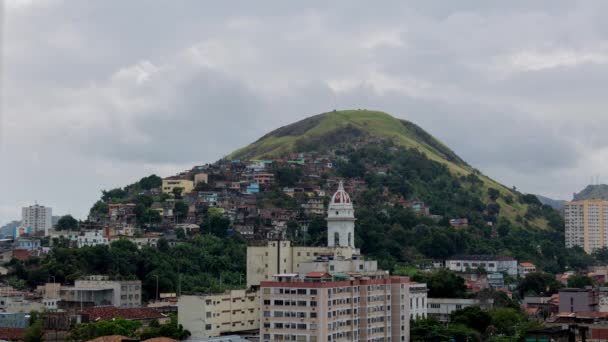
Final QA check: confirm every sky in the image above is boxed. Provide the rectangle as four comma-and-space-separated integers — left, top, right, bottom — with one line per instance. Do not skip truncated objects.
1, 0, 607, 224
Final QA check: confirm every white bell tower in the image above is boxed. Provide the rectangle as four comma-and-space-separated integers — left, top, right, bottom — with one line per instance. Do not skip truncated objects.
327, 181, 356, 248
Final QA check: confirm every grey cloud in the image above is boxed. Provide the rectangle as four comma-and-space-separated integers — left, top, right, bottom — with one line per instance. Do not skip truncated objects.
3, 1, 608, 223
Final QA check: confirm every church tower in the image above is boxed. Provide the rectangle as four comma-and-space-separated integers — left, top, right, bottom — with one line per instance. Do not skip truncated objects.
327, 181, 356, 248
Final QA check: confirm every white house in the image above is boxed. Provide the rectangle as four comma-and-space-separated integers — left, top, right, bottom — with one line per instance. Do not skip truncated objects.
427, 298, 494, 323
77, 230, 109, 248
446, 255, 518, 276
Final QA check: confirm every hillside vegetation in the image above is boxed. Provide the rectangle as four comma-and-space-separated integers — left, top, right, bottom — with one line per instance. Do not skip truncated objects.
231, 110, 545, 228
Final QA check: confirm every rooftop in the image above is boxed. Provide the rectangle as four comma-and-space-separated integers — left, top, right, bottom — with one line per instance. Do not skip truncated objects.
80, 307, 164, 321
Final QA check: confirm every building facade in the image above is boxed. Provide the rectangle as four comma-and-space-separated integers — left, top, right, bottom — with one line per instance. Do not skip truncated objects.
40, 276, 142, 308
427, 298, 493, 323
559, 288, 599, 313
77, 230, 109, 248
408, 283, 428, 320
21, 204, 52, 236
446, 255, 518, 276
260, 275, 411, 342
565, 200, 608, 253
178, 290, 259, 339
162, 179, 194, 195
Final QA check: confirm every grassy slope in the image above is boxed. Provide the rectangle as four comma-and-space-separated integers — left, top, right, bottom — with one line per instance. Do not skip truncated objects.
229, 110, 543, 228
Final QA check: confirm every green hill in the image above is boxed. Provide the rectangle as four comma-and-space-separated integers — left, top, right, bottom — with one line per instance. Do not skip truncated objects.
231, 109, 542, 228
573, 184, 608, 201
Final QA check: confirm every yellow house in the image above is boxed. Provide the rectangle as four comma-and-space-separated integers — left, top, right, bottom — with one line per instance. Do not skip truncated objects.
162, 179, 194, 196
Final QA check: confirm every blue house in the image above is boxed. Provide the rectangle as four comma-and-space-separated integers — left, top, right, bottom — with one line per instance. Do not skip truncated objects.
16, 238, 40, 251
246, 182, 260, 194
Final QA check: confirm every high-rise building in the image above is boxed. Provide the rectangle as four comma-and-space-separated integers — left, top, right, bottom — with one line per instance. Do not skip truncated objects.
21, 204, 52, 236
260, 274, 411, 342
564, 200, 608, 253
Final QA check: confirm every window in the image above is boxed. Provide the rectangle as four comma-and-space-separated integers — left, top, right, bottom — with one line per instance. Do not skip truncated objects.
205, 324, 212, 330
310, 289, 317, 295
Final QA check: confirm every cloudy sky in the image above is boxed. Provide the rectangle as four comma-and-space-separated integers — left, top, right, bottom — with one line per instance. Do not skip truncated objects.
1, 0, 607, 224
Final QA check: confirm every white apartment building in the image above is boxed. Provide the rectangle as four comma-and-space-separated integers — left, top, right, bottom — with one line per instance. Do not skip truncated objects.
409, 283, 428, 320
446, 255, 518, 276
77, 230, 109, 248
21, 204, 52, 236
564, 200, 608, 253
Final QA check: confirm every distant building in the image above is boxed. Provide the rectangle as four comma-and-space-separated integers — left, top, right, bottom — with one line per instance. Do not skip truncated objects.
487, 273, 505, 289
559, 287, 599, 313
178, 290, 259, 340
446, 255, 518, 276
194, 173, 209, 185
519, 262, 537, 277
40, 275, 142, 308
77, 230, 108, 248
21, 204, 52, 236
409, 283, 428, 320
565, 200, 608, 253
162, 179, 194, 196
427, 298, 494, 323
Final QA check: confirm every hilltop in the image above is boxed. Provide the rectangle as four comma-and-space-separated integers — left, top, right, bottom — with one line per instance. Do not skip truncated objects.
573, 184, 608, 201
232, 110, 544, 228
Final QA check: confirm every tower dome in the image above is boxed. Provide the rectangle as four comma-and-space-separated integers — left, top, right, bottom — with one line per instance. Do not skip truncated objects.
327, 181, 356, 248
329, 181, 353, 209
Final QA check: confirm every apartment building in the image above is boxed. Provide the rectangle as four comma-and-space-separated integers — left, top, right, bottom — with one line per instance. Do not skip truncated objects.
40, 276, 142, 308
260, 274, 412, 342
408, 283, 428, 320
178, 289, 259, 339
446, 255, 518, 276
21, 204, 52, 236
565, 200, 608, 253
161, 179, 194, 195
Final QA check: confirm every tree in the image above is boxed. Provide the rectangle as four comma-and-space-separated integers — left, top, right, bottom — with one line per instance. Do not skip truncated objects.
194, 181, 212, 191
172, 187, 185, 199
175, 228, 186, 240
487, 188, 500, 201
567, 274, 594, 288
69, 318, 141, 340
56, 215, 79, 231
139, 174, 162, 190
102, 188, 127, 202
489, 308, 524, 336
275, 167, 303, 187
174, 202, 189, 223
517, 272, 561, 297
412, 269, 467, 298
24, 311, 44, 342
450, 306, 492, 333
138, 314, 191, 340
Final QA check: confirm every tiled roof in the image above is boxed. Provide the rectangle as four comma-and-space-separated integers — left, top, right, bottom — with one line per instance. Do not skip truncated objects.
0, 328, 24, 340
448, 254, 515, 261
519, 262, 535, 267
142, 338, 178, 342
81, 307, 164, 321
306, 272, 332, 278
88, 335, 133, 342
11, 249, 31, 261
